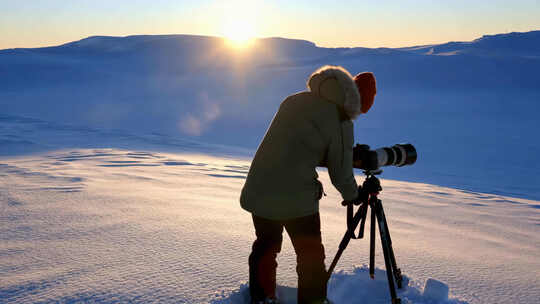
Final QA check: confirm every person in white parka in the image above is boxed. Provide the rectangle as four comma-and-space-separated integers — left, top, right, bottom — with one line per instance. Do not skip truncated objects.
241, 65, 377, 304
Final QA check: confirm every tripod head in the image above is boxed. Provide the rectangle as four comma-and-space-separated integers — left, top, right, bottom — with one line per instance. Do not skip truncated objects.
342, 170, 383, 207
363, 169, 383, 176
362, 170, 383, 196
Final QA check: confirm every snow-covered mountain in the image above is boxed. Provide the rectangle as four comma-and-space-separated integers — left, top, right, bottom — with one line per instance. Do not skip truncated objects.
1, 31, 539, 200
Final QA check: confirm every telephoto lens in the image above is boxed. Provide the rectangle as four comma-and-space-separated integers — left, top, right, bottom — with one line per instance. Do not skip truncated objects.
374, 144, 417, 167
353, 143, 417, 170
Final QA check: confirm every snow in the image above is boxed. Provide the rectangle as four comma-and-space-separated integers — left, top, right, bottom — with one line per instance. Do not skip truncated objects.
423, 279, 449, 301
400, 31, 540, 57
213, 268, 464, 304
1, 32, 539, 201
1, 31, 540, 303
1, 146, 539, 303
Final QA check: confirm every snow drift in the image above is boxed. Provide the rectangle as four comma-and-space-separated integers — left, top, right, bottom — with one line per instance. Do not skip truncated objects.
212, 266, 468, 304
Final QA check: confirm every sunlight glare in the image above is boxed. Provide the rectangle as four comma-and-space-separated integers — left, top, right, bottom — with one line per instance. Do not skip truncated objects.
224, 19, 255, 48
218, 0, 262, 50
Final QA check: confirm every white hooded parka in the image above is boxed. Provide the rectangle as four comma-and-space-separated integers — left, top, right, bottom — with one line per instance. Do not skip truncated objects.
240, 65, 361, 220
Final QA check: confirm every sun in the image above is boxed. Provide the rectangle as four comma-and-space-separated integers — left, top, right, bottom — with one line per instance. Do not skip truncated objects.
223, 19, 256, 49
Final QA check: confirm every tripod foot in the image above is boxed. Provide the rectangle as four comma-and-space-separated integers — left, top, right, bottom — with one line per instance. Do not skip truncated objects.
392, 298, 401, 304
370, 274, 374, 279
395, 268, 403, 289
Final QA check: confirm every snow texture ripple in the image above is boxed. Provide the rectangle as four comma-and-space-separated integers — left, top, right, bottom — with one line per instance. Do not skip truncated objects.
1, 149, 539, 303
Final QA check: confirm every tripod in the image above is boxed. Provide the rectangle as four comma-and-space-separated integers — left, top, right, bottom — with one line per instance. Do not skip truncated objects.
326, 170, 403, 304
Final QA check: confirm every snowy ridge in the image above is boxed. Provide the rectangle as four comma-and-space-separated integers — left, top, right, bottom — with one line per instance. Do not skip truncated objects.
400, 30, 540, 57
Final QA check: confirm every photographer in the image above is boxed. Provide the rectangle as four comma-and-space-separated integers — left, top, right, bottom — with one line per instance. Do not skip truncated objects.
240, 65, 376, 304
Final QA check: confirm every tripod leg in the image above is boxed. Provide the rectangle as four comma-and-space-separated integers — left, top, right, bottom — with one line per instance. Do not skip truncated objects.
358, 203, 369, 239
369, 201, 376, 279
375, 199, 401, 304
327, 203, 369, 281
327, 229, 351, 281
378, 200, 403, 289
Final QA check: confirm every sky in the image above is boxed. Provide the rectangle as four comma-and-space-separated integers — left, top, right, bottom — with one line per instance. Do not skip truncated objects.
1, 0, 539, 50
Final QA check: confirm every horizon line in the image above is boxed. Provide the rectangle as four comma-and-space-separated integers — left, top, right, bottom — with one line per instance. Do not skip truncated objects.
2, 29, 539, 52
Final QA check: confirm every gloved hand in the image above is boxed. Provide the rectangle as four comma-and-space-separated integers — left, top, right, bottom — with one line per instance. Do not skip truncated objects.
341, 185, 369, 206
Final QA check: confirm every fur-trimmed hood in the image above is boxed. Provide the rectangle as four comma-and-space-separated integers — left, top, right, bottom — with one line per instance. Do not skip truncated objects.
307, 65, 362, 120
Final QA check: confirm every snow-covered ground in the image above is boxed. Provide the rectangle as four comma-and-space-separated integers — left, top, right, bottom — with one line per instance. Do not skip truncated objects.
2, 147, 538, 303
2, 31, 539, 303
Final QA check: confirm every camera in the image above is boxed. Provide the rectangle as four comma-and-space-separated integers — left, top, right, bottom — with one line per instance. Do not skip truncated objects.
353, 143, 417, 171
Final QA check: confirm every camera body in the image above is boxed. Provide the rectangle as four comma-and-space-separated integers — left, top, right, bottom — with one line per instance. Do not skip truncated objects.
353, 143, 417, 171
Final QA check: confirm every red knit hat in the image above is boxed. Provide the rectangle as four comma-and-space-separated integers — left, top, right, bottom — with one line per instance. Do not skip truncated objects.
354, 72, 377, 114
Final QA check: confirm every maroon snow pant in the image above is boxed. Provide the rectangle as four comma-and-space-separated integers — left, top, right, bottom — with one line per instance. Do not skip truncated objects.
249, 212, 327, 304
